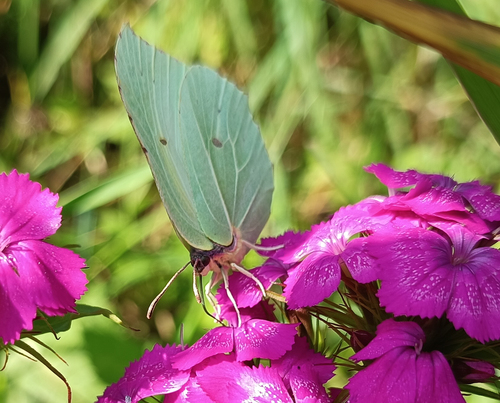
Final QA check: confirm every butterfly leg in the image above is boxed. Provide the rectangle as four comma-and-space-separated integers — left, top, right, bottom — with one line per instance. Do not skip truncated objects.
220, 267, 242, 327
242, 239, 284, 253
203, 271, 222, 319
195, 272, 224, 325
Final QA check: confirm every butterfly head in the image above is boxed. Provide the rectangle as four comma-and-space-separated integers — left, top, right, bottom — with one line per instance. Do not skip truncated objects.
189, 228, 248, 275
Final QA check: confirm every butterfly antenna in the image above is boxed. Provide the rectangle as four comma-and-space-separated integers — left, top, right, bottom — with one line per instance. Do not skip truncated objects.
231, 262, 266, 297
220, 267, 242, 327
241, 239, 284, 252
147, 261, 190, 319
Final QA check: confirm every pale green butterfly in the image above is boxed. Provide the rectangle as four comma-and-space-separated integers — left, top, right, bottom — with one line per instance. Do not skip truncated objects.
114, 26, 273, 321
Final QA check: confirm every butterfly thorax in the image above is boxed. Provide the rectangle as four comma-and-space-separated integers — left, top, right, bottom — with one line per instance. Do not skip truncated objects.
190, 228, 248, 275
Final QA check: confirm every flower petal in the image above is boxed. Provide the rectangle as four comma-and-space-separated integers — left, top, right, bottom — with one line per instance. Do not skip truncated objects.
445, 245, 500, 342
348, 347, 418, 403
351, 319, 425, 362
163, 377, 214, 403
341, 237, 379, 283
371, 228, 454, 318
415, 352, 465, 403
273, 336, 336, 387
365, 163, 423, 189
0, 240, 87, 343
284, 252, 341, 309
0, 170, 61, 243
456, 181, 500, 222
97, 344, 190, 403
348, 348, 464, 403
0, 258, 35, 343
348, 320, 463, 403
289, 365, 331, 403
172, 327, 233, 370
234, 320, 297, 361
197, 361, 294, 403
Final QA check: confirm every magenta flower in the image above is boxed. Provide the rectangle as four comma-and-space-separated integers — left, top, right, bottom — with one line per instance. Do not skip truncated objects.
366, 163, 498, 231
261, 198, 391, 308
347, 319, 464, 403
0, 170, 87, 344
97, 344, 191, 403
272, 336, 336, 402
196, 361, 295, 402
363, 223, 500, 342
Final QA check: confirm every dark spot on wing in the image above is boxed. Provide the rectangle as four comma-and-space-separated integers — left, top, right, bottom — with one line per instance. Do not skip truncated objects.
142, 147, 148, 154
160, 138, 167, 146
212, 138, 222, 148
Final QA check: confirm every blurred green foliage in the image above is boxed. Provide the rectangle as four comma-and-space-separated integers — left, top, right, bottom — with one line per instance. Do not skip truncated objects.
1, 0, 500, 401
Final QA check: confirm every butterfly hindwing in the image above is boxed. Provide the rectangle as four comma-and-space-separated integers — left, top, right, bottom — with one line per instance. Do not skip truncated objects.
179, 67, 273, 246
115, 25, 213, 250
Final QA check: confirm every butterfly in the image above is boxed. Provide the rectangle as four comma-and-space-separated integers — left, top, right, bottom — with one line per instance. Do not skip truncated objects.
114, 25, 274, 324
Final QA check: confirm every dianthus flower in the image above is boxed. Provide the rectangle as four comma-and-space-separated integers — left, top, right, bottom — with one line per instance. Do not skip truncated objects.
347, 319, 464, 403
344, 165, 500, 342
259, 197, 391, 308
0, 170, 87, 344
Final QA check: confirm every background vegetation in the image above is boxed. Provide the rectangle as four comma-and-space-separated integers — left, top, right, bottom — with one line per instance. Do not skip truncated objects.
1, 0, 499, 401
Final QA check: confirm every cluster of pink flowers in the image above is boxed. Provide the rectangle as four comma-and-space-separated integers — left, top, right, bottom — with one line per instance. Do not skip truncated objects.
3, 165, 499, 402
99, 163, 500, 402
99, 259, 335, 402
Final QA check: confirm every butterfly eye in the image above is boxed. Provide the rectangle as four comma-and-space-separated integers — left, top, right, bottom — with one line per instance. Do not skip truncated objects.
191, 253, 211, 272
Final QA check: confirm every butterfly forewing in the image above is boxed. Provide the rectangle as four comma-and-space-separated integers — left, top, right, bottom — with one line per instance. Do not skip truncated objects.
115, 25, 213, 251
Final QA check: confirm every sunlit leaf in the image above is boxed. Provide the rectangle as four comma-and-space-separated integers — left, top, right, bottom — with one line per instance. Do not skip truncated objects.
327, 0, 500, 87
24, 304, 128, 338
416, 0, 500, 145
29, 0, 108, 101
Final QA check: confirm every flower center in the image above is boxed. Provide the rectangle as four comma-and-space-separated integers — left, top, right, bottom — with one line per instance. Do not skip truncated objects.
0, 235, 10, 253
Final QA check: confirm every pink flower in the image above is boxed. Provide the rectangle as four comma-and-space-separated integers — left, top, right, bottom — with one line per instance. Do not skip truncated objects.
0, 170, 87, 344
363, 224, 500, 342
97, 344, 192, 403
365, 163, 498, 231
261, 198, 390, 308
347, 319, 464, 403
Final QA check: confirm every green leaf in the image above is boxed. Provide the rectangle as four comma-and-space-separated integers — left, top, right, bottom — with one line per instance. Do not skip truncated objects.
416, 0, 500, 144
24, 304, 128, 338
10, 340, 72, 402
29, 0, 108, 101
460, 384, 500, 400
325, 0, 500, 87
